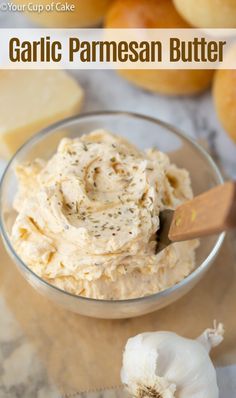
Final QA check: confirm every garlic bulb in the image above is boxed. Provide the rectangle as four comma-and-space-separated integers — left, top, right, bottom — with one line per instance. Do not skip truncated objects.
121, 322, 224, 398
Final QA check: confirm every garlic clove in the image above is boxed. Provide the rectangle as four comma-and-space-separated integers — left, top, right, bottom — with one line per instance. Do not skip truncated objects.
121, 333, 177, 397
121, 323, 224, 398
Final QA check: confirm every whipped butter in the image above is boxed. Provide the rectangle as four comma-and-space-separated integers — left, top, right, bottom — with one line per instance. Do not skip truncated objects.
11, 130, 198, 299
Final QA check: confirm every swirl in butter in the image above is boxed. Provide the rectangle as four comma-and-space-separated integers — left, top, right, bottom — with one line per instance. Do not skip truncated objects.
12, 130, 198, 299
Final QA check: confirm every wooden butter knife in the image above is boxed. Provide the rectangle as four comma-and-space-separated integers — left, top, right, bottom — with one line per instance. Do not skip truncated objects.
156, 181, 236, 254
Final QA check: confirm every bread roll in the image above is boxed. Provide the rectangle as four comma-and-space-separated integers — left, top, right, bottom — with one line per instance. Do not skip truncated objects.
105, 0, 213, 96
213, 68, 236, 143
173, 0, 236, 28
13, 0, 113, 28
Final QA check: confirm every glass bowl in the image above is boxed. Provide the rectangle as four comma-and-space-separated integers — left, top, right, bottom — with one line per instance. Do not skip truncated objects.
0, 112, 225, 319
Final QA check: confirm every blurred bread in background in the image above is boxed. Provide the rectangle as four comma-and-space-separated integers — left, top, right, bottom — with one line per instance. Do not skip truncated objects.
105, 0, 213, 96
173, 0, 236, 28
0, 70, 83, 158
13, 0, 113, 27
213, 47, 236, 143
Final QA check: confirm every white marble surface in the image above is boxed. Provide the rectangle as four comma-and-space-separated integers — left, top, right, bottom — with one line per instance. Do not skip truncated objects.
0, 9, 236, 398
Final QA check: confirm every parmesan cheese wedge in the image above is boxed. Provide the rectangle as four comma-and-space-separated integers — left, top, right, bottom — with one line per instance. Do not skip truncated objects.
0, 70, 84, 158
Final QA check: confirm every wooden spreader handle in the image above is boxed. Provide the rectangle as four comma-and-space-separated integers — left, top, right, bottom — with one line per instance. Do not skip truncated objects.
169, 181, 236, 242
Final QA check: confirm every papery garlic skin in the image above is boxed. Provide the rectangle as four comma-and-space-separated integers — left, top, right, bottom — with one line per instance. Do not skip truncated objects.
121, 323, 224, 398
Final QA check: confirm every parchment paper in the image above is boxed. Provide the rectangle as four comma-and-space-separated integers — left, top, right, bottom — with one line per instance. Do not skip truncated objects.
0, 234, 235, 395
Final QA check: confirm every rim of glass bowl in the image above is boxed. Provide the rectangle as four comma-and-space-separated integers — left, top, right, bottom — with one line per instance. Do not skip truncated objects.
0, 111, 225, 304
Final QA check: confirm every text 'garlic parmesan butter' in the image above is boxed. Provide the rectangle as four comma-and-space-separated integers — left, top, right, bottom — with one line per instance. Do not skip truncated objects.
0, 70, 83, 159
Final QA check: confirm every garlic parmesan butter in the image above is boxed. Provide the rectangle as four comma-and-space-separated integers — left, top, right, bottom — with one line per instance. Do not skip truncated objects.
11, 130, 198, 299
